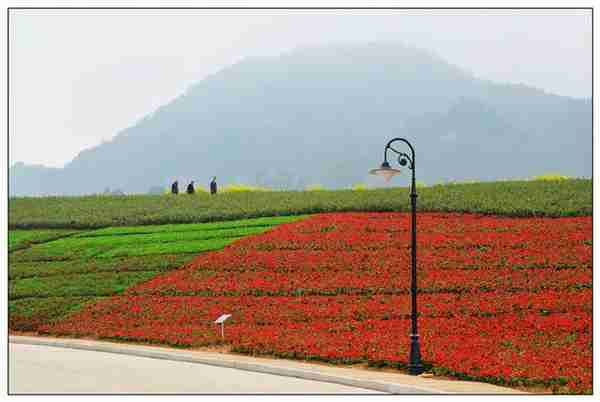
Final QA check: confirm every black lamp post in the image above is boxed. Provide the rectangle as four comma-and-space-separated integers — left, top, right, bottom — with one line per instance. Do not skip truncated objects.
369, 137, 424, 376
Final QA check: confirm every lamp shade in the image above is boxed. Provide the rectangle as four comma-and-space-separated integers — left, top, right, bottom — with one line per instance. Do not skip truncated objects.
369, 161, 402, 182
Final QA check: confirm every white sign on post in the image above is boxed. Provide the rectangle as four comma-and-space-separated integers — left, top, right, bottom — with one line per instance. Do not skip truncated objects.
214, 314, 232, 324
214, 314, 232, 339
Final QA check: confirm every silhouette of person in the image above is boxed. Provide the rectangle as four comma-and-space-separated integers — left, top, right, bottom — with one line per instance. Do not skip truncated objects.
210, 176, 217, 195
187, 181, 195, 195
171, 180, 179, 195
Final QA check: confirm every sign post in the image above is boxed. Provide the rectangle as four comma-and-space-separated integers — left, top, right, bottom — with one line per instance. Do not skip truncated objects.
214, 314, 232, 340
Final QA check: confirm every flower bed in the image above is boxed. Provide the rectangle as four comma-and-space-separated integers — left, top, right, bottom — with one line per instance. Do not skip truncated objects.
41, 212, 592, 393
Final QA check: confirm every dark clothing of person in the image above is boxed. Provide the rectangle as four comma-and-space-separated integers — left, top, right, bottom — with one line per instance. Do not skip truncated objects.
210, 179, 217, 195
187, 182, 195, 194
171, 181, 179, 195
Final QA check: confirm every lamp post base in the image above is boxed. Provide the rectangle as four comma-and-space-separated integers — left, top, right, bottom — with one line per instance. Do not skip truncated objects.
408, 334, 424, 375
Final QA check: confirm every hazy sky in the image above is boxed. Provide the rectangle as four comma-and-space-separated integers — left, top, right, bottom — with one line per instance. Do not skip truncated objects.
9, 9, 592, 168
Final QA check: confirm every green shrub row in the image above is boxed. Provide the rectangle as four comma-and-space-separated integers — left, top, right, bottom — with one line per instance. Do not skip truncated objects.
9, 229, 80, 252
9, 254, 192, 280
9, 297, 101, 332
9, 217, 303, 262
9, 271, 160, 300
9, 180, 592, 229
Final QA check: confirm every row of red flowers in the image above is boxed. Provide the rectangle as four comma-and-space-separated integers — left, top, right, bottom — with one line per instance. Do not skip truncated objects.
43, 294, 591, 392
41, 212, 592, 393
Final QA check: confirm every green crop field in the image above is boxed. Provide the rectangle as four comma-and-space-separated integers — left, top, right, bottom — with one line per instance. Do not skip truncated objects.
11, 226, 282, 261
9, 254, 192, 280
8, 179, 592, 229
8, 216, 304, 332
9, 229, 81, 252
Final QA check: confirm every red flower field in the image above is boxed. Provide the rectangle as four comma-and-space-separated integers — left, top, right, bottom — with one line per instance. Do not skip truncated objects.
41, 213, 592, 393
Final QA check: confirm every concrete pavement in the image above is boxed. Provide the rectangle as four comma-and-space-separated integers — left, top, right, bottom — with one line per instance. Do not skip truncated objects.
9, 335, 525, 394
10, 343, 382, 394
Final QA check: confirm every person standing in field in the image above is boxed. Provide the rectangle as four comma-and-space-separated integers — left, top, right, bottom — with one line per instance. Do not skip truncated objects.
187, 181, 195, 194
210, 177, 218, 195
171, 180, 179, 195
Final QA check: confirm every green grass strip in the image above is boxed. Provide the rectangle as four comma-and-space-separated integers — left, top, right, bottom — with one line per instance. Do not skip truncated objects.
10, 217, 301, 262
96, 237, 243, 258
76, 215, 304, 237
10, 230, 255, 262
9, 254, 193, 280
9, 271, 159, 300
9, 296, 101, 332
9, 229, 81, 252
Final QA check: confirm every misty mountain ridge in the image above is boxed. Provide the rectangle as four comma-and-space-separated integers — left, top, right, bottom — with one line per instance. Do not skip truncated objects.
10, 42, 591, 196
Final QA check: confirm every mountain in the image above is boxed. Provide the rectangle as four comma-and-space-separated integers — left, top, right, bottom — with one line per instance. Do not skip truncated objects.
9, 42, 592, 196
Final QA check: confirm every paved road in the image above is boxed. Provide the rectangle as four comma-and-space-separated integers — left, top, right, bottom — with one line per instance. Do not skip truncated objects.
9, 343, 383, 394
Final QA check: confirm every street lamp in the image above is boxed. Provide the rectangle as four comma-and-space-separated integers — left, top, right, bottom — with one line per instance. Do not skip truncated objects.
369, 137, 424, 376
